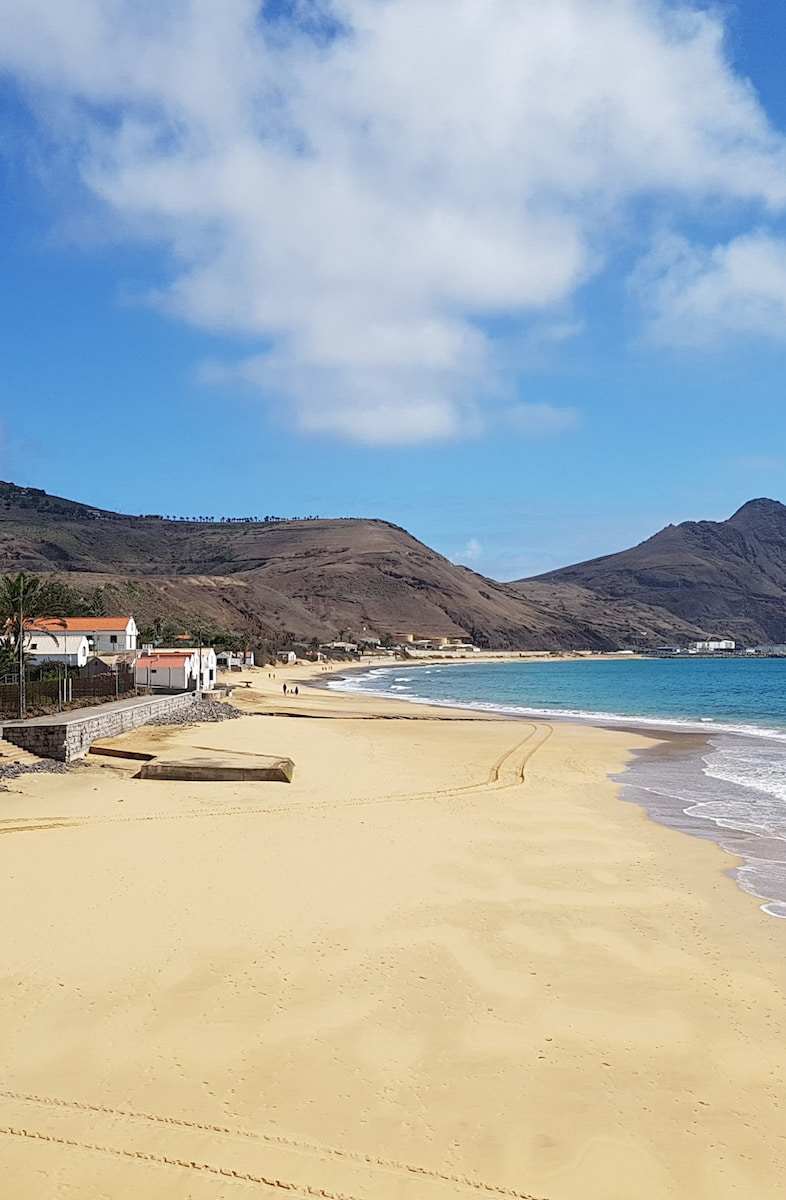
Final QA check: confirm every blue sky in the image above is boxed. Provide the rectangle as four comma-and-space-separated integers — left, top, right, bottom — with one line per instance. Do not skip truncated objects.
1, 0, 786, 578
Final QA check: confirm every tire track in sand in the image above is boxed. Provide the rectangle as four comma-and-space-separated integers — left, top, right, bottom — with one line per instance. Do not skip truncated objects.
0, 725, 549, 835
0, 1124, 359, 1197
0, 1090, 546, 1199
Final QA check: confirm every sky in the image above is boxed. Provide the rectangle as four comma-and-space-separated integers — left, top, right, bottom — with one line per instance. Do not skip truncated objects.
1, 0, 786, 579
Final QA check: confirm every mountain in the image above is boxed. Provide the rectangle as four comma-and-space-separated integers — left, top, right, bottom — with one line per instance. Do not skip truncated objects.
523, 498, 786, 645
0, 481, 707, 650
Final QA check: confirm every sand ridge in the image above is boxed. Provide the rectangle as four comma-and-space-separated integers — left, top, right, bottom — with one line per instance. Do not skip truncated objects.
1, 660, 786, 1198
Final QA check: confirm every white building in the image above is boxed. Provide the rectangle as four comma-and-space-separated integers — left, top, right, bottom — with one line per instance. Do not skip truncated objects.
192, 646, 217, 689
692, 639, 736, 653
135, 647, 217, 691
26, 629, 90, 668
216, 650, 255, 670
134, 652, 192, 691
31, 616, 138, 654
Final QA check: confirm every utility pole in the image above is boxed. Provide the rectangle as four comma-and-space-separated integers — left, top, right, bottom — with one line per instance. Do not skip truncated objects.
17, 584, 25, 720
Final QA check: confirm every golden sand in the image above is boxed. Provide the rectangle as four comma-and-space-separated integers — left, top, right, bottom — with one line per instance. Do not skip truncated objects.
0, 661, 785, 1199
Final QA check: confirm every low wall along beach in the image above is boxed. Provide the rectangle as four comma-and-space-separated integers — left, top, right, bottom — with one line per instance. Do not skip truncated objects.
1, 692, 195, 761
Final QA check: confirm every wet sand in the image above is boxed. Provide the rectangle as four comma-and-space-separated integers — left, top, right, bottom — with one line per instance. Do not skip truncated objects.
1, 662, 785, 1198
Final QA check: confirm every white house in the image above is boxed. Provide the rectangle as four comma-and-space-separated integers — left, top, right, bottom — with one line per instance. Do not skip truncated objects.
692, 639, 736, 653
216, 649, 255, 670
76, 617, 138, 653
30, 616, 138, 654
192, 646, 217, 690
135, 647, 217, 691
25, 628, 90, 668
134, 652, 193, 691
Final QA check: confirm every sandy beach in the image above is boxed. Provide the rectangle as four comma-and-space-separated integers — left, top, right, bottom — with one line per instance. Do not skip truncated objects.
1, 661, 786, 1199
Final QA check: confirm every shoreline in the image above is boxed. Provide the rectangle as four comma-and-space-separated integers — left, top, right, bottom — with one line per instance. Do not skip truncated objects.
322, 656, 786, 920
321, 652, 786, 740
2, 663, 786, 1197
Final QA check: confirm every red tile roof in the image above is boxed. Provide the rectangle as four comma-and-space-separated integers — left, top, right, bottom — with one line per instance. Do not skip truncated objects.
31, 617, 134, 632
136, 655, 191, 668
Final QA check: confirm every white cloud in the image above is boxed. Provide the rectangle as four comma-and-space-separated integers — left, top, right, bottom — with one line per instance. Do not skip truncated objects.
636, 231, 786, 345
453, 538, 483, 566
2, 0, 786, 440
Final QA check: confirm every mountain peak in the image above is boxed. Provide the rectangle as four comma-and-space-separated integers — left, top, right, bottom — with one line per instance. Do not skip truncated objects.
728, 498, 786, 528
532, 496, 786, 644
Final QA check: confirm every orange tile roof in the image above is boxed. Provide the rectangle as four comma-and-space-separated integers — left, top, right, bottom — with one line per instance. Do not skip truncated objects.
31, 617, 134, 632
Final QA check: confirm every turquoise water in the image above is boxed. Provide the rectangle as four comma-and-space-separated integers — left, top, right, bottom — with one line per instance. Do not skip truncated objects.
330, 657, 786, 735
330, 658, 786, 918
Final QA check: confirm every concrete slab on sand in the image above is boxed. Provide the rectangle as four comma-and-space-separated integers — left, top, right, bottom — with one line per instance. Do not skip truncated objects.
137, 754, 294, 783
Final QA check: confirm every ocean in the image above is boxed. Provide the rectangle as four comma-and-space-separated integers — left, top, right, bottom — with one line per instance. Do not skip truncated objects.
329, 657, 786, 918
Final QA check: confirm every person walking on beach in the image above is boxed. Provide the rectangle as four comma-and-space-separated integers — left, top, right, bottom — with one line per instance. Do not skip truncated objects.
294, 686, 299, 696
282, 683, 287, 694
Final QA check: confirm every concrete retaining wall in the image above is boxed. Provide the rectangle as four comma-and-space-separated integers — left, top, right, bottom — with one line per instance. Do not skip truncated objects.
1, 692, 196, 762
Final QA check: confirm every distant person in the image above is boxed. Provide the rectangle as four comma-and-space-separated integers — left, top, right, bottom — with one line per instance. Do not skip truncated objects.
282, 683, 287, 694
294, 686, 299, 696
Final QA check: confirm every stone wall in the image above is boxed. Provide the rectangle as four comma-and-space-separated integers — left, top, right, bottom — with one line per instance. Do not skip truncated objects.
1, 692, 196, 762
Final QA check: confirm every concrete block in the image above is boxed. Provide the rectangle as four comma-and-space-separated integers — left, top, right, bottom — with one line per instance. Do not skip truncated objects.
137, 755, 294, 783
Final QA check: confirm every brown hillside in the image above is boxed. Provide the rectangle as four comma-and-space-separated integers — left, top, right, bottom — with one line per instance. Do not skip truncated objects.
524, 499, 786, 645
0, 481, 708, 649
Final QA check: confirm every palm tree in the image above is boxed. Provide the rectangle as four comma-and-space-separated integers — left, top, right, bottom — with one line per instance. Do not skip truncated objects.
0, 573, 64, 718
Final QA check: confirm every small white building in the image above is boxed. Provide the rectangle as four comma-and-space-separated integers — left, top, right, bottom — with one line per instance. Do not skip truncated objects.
26, 629, 90, 668
192, 647, 217, 689
134, 647, 217, 691
216, 650, 255, 670
692, 639, 736, 653
134, 652, 193, 691
31, 616, 138, 654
